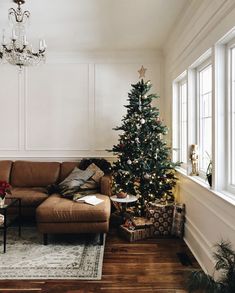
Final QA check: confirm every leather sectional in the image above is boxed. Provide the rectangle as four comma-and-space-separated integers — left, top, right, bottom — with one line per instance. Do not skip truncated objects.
0, 160, 112, 244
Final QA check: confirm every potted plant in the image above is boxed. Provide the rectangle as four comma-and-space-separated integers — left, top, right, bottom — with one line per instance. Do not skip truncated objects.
188, 240, 235, 293
0, 181, 11, 208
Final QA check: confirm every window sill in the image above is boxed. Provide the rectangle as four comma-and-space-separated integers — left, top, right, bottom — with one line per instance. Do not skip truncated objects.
176, 168, 235, 207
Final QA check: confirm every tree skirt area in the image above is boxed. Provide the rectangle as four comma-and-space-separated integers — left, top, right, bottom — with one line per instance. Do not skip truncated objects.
0, 227, 105, 280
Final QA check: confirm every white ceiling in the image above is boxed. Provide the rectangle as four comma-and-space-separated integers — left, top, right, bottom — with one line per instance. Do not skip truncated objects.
0, 0, 188, 52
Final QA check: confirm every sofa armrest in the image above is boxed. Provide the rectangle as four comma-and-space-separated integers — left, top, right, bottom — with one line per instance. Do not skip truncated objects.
100, 175, 112, 196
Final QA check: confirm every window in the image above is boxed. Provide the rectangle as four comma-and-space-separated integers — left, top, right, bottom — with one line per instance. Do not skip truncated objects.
172, 29, 235, 199
172, 75, 187, 169
197, 62, 212, 174
231, 47, 235, 186
179, 80, 188, 165
227, 43, 235, 191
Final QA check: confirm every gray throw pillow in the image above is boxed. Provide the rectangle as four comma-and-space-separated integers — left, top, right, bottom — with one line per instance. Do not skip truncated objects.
59, 167, 95, 198
80, 178, 98, 191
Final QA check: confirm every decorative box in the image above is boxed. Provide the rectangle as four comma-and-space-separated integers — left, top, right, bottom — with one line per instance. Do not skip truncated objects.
119, 225, 154, 242
146, 202, 174, 237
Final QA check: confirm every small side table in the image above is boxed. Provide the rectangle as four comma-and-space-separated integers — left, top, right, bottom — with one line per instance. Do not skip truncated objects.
110, 194, 138, 223
0, 197, 21, 253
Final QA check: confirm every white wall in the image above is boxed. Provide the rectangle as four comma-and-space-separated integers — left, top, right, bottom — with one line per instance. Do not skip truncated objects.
164, 0, 235, 273
0, 50, 162, 161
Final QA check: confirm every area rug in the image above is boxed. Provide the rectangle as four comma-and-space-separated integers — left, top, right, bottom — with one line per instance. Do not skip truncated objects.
0, 227, 105, 280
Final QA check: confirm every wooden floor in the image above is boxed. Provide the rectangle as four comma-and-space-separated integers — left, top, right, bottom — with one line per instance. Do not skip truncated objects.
0, 230, 200, 293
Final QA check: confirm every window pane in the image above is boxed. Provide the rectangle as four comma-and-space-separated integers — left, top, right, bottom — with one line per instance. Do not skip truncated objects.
199, 64, 212, 173
231, 48, 235, 185
179, 81, 187, 164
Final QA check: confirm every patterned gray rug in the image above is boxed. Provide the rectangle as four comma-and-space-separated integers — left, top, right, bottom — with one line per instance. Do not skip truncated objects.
0, 227, 105, 280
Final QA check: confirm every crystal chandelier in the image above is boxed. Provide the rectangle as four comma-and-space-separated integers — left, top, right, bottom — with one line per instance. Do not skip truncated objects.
0, 0, 46, 69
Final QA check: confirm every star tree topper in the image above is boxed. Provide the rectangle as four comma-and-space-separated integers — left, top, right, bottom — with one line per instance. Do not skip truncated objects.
138, 65, 147, 79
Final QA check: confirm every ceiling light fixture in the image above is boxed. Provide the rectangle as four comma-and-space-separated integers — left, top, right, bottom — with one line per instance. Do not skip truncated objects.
0, 0, 46, 69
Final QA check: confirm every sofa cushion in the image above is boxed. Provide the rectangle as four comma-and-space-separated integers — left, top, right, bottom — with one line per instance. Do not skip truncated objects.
36, 193, 110, 223
10, 187, 48, 207
0, 160, 13, 183
59, 162, 79, 183
11, 161, 60, 187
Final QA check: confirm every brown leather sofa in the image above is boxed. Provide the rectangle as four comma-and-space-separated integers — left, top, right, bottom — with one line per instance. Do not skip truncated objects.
0, 160, 112, 244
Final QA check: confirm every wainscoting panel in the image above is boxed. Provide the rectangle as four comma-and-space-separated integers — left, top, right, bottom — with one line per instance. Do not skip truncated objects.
26, 64, 90, 151
0, 50, 162, 158
0, 65, 20, 151
177, 173, 235, 273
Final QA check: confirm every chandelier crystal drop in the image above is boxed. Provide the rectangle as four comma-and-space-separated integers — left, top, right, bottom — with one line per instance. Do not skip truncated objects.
0, 0, 46, 69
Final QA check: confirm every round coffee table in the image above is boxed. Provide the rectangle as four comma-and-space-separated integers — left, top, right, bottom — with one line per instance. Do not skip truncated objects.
110, 194, 138, 222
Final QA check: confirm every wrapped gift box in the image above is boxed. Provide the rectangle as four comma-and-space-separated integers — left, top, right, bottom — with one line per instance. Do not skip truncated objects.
146, 202, 174, 237
119, 224, 154, 242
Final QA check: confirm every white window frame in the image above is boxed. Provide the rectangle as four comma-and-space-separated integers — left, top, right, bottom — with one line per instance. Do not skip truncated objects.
172, 72, 188, 170
226, 38, 235, 194
195, 58, 213, 178
179, 79, 188, 168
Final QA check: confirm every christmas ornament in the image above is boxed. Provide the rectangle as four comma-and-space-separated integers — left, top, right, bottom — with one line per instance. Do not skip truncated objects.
155, 153, 158, 159
140, 118, 145, 124
127, 159, 132, 165
135, 137, 140, 143
144, 173, 150, 180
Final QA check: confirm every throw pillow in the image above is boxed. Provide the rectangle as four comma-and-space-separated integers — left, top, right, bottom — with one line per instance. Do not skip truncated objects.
86, 163, 104, 183
59, 167, 94, 189
80, 178, 98, 191
59, 167, 94, 198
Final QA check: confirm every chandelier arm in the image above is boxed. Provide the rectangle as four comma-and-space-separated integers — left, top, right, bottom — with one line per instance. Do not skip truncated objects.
8, 8, 19, 22
8, 8, 30, 23
2, 45, 12, 54
21, 10, 30, 21
39, 49, 46, 54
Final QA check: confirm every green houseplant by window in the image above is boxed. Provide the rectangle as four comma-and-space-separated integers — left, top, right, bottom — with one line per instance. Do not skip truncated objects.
188, 241, 235, 293
206, 152, 212, 187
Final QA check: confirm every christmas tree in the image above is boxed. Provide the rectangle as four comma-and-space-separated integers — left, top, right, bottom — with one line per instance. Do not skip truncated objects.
111, 66, 179, 216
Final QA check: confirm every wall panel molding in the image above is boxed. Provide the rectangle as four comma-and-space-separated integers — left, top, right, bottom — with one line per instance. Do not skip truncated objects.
0, 65, 20, 151
0, 50, 162, 159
